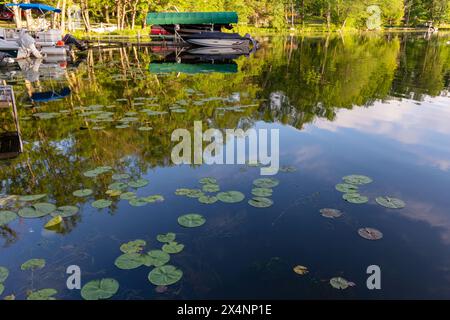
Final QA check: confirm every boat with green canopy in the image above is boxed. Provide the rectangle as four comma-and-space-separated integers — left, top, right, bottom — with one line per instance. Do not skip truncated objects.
146, 11, 257, 49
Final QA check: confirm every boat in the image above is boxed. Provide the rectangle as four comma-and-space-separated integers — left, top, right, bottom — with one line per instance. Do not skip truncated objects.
0, 3, 86, 64
146, 12, 258, 49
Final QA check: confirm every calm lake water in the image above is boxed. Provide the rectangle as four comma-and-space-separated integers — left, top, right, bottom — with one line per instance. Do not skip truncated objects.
1, 33, 450, 300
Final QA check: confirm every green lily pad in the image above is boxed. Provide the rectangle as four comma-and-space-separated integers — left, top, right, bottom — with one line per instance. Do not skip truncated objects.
128, 179, 149, 188
162, 242, 184, 254
199, 177, 217, 184
320, 208, 343, 219
83, 170, 100, 178
53, 206, 79, 217
343, 175, 373, 185
279, 166, 297, 173
138, 126, 153, 131
21, 259, 45, 271
335, 184, 359, 193
157, 233, 176, 243
175, 189, 191, 196
0, 283, 3, 295
119, 192, 137, 200
253, 178, 279, 188
248, 197, 273, 208
0, 266, 9, 282
217, 191, 245, 203
129, 198, 148, 207
251, 188, 273, 197
185, 189, 204, 198
330, 277, 352, 290
106, 190, 122, 197
343, 193, 368, 204
202, 184, 220, 193
115, 124, 130, 129
358, 227, 383, 240
27, 288, 57, 300
148, 265, 183, 286
108, 182, 128, 191
81, 278, 119, 300
178, 214, 206, 228
18, 194, 47, 202
114, 253, 145, 270
92, 199, 112, 209
198, 195, 218, 204
73, 189, 93, 197
0, 211, 17, 226
375, 197, 405, 209
18, 203, 56, 218
143, 195, 165, 203
120, 239, 146, 253
143, 250, 170, 267
112, 173, 131, 181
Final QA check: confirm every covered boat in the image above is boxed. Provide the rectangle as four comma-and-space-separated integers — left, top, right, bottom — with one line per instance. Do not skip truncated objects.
146, 12, 257, 49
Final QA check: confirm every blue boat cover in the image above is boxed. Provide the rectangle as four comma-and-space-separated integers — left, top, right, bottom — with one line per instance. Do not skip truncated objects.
6, 3, 62, 13
31, 87, 71, 102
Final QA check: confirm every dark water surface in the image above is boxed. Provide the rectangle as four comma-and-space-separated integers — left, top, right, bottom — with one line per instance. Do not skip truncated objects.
1, 33, 450, 299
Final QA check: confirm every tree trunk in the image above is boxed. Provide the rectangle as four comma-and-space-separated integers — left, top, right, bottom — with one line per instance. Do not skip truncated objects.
105, 6, 110, 24
131, 1, 138, 30
61, 0, 67, 33
326, 2, 331, 30
80, 0, 91, 32
12, 0, 22, 28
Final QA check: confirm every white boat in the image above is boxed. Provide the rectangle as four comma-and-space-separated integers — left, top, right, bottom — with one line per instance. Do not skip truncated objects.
186, 38, 250, 48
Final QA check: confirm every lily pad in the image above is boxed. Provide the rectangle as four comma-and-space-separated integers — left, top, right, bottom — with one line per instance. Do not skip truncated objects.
251, 188, 273, 197
54, 206, 79, 217
217, 191, 245, 203
91, 199, 112, 209
202, 184, 220, 193
18, 194, 47, 202
175, 189, 191, 196
157, 233, 176, 243
81, 278, 119, 300
198, 195, 218, 204
343, 193, 368, 204
185, 189, 204, 198
128, 179, 149, 188
280, 166, 297, 173
335, 183, 359, 193
44, 215, 63, 229
119, 192, 137, 200
129, 198, 148, 207
343, 175, 373, 185
27, 288, 57, 300
253, 178, 279, 188
138, 126, 153, 131
143, 195, 165, 203
0, 283, 3, 295
0, 266, 9, 282
108, 182, 128, 191
112, 173, 130, 181
148, 265, 183, 286
73, 189, 93, 197
21, 259, 45, 271
0, 211, 17, 226
18, 203, 56, 218
375, 197, 405, 209
143, 250, 170, 267
358, 227, 383, 240
330, 277, 352, 290
248, 197, 273, 208
114, 253, 145, 270
120, 240, 146, 253
293, 265, 309, 275
106, 190, 122, 197
162, 242, 184, 254
320, 208, 343, 219
178, 214, 206, 228
199, 177, 217, 184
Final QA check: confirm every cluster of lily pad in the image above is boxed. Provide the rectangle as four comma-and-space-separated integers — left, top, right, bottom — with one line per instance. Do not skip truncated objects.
0, 193, 79, 231
249, 178, 279, 208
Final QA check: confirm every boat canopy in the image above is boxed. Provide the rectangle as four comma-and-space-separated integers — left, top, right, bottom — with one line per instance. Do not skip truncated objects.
6, 3, 62, 13
149, 63, 237, 74
146, 12, 238, 25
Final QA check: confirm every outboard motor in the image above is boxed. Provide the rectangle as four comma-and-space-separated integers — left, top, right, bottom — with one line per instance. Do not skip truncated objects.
63, 34, 87, 51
